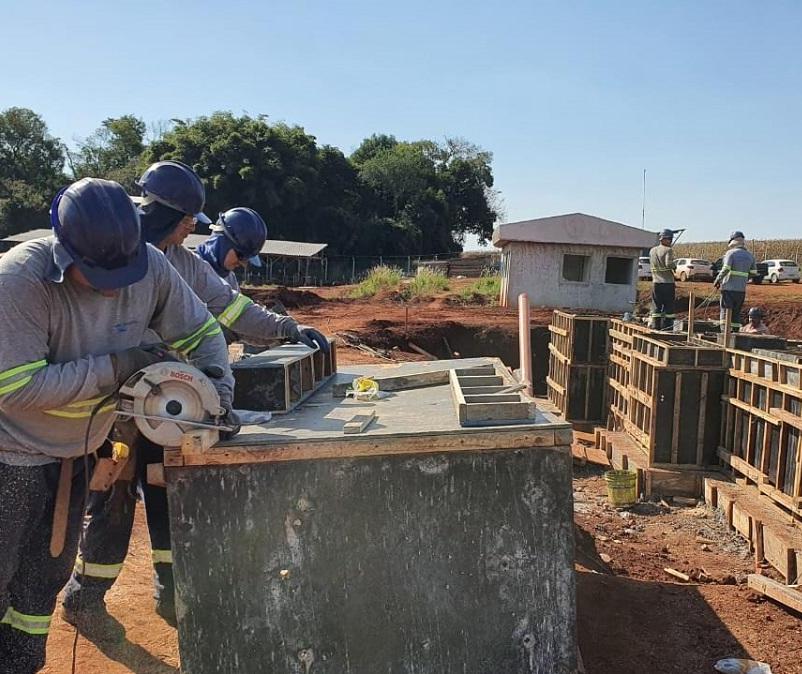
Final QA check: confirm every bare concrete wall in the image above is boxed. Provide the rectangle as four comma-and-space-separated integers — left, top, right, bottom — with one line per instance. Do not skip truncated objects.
500, 242, 640, 313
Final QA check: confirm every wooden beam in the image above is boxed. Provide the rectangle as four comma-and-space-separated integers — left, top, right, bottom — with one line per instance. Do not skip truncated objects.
747, 574, 802, 614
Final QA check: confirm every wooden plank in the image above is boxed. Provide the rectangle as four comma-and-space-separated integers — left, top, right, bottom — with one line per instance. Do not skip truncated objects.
166, 429, 567, 467
747, 575, 802, 614
696, 372, 708, 465
671, 372, 682, 464
343, 410, 377, 434
332, 369, 450, 397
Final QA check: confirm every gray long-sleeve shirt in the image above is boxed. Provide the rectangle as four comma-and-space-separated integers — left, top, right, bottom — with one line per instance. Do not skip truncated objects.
0, 238, 232, 465
649, 244, 676, 284
714, 244, 757, 292
164, 245, 297, 347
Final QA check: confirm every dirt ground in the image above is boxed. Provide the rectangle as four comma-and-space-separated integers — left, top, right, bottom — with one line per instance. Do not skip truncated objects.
41, 282, 802, 674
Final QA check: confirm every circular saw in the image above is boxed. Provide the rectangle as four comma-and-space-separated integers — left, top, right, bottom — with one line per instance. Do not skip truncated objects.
116, 362, 228, 446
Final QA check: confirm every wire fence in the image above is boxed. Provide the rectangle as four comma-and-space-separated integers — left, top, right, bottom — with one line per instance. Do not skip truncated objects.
241, 252, 500, 287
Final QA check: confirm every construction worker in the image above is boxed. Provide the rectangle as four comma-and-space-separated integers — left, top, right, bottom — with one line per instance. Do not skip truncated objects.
714, 231, 757, 332
0, 178, 233, 674
741, 307, 769, 334
648, 228, 677, 330
196, 207, 267, 290
63, 162, 328, 633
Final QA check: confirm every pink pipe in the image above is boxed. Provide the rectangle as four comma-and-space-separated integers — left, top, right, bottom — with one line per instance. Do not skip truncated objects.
518, 293, 533, 396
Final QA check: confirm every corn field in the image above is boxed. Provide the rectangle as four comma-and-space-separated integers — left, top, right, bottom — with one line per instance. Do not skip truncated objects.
674, 239, 802, 263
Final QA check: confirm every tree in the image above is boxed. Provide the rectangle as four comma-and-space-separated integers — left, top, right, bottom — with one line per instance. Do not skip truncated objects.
68, 115, 147, 191
350, 136, 499, 253
145, 113, 363, 251
0, 107, 65, 236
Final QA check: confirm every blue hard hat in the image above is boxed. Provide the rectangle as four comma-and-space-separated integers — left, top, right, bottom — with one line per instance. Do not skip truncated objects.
659, 228, 674, 240
748, 307, 762, 318
730, 230, 745, 241
51, 178, 148, 290
213, 207, 267, 267
136, 160, 211, 225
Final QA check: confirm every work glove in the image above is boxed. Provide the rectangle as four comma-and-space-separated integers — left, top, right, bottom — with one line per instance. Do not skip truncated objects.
111, 343, 175, 384
288, 324, 331, 354
218, 402, 241, 441
201, 366, 238, 438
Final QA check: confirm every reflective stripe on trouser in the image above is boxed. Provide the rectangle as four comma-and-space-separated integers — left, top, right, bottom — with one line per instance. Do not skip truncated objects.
0, 459, 92, 674
63, 434, 175, 613
1, 608, 51, 635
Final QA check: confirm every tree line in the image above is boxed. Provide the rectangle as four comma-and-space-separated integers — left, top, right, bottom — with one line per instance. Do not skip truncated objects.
0, 107, 500, 255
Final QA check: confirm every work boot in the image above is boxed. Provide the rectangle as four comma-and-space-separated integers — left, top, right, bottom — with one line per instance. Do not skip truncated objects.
61, 602, 125, 642
155, 598, 177, 628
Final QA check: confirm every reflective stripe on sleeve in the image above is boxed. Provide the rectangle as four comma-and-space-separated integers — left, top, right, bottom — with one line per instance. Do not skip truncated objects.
74, 553, 124, 579
1, 607, 52, 636
45, 395, 117, 419
152, 549, 173, 565
169, 316, 221, 355
217, 294, 253, 329
728, 270, 749, 277
0, 359, 47, 396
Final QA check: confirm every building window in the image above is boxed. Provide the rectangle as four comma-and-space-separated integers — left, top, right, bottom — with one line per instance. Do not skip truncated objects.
605, 257, 633, 284
562, 254, 589, 282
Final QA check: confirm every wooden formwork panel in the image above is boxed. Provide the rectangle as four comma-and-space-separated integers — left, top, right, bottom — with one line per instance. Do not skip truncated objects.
632, 333, 728, 369
720, 348, 802, 519
627, 352, 726, 467
549, 310, 610, 365
547, 349, 607, 424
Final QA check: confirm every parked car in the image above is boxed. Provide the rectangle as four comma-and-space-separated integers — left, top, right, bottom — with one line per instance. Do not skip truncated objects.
637, 256, 651, 280
762, 259, 801, 284
711, 258, 767, 284
674, 258, 713, 282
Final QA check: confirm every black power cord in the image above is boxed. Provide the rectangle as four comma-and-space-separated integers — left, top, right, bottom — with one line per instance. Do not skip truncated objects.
70, 389, 120, 674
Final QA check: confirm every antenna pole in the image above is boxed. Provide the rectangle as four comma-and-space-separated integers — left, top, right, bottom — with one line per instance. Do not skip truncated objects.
641, 169, 647, 229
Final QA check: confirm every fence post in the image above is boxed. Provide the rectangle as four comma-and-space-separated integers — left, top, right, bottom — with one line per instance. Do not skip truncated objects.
351, 257, 355, 284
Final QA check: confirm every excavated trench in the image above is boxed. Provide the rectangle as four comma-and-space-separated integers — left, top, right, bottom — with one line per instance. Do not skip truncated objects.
356, 320, 551, 395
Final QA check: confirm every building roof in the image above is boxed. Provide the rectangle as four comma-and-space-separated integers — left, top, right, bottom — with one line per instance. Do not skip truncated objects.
2, 229, 327, 259
1, 229, 53, 243
493, 213, 658, 249
183, 233, 327, 258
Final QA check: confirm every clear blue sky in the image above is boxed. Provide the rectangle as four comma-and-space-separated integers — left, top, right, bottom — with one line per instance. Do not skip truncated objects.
2, 0, 801, 247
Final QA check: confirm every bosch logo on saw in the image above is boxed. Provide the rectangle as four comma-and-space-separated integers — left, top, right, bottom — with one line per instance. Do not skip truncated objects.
170, 370, 195, 383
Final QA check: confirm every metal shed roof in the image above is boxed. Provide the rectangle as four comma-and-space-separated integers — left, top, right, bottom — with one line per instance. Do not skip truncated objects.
1, 229, 53, 243
183, 234, 327, 258
493, 213, 658, 249
2, 230, 327, 259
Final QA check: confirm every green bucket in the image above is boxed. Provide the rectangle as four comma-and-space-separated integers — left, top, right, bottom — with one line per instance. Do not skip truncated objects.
604, 470, 637, 507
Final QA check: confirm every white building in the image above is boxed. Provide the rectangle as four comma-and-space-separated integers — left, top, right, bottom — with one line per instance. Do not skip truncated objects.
493, 213, 658, 313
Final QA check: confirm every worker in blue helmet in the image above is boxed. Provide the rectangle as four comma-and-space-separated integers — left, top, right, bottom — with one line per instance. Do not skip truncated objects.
0, 178, 232, 673
63, 165, 329, 634
648, 228, 678, 330
195, 208, 329, 350
714, 231, 757, 332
